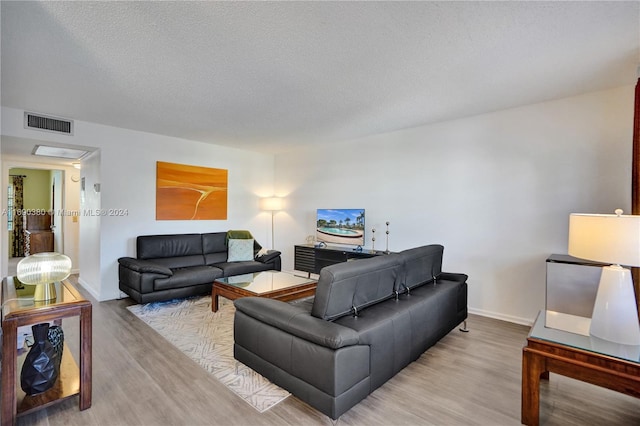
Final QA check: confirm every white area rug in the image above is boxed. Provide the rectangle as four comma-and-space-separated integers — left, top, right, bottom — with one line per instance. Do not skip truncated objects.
127, 296, 290, 412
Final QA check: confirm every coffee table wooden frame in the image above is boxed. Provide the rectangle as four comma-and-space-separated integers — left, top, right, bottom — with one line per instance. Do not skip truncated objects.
212, 272, 317, 312
521, 336, 640, 426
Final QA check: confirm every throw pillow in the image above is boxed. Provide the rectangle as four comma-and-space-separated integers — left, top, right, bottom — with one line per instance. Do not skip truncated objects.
227, 239, 255, 262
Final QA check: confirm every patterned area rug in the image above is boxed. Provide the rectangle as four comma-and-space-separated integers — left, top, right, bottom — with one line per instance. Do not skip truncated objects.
127, 296, 290, 412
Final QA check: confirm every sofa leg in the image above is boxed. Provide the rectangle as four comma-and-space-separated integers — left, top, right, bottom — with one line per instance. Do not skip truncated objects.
459, 320, 469, 332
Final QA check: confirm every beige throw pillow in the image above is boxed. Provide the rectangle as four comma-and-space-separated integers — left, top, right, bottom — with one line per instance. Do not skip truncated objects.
227, 239, 254, 262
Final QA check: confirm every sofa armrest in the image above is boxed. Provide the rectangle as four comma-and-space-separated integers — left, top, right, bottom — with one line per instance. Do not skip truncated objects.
255, 250, 281, 264
234, 297, 359, 349
117, 257, 173, 276
439, 272, 468, 283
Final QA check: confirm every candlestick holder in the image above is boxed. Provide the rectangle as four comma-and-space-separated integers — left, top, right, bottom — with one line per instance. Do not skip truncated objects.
385, 221, 390, 254
371, 228, 376, 253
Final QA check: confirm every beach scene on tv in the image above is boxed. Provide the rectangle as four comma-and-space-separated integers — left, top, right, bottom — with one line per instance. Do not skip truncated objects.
316, 209, 365, 246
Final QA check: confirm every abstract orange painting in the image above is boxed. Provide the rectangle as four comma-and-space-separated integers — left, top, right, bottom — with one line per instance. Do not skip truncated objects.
156, 161, 228, 220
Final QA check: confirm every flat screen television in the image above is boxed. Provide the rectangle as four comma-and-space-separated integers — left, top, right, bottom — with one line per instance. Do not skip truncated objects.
316, 208, 365, 247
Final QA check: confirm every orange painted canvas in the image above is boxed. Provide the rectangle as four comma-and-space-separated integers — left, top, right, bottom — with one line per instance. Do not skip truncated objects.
156, 161, 228, 220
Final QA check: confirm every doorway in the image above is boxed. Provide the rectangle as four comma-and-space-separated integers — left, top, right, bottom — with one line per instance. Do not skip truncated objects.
7, 167, 65, 275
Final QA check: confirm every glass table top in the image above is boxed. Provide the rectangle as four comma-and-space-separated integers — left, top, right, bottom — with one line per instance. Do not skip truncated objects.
530, 310, 640, 363
1, 276, 84, 320
215, 271, 316, 295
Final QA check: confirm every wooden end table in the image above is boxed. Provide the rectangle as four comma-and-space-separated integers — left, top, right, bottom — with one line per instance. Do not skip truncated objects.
1, 277, 92, 426
212, 270, 317, 312
521, 311, 640, 425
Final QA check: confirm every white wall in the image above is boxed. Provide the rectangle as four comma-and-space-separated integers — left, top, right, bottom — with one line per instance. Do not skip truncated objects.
274, 85, 634, 325
1, 106, 275, 301
78, 150, 101, 297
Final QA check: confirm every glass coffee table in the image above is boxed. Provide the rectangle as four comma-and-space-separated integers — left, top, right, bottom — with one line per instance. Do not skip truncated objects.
521, 311, 640, 425
211, 270, 317, 312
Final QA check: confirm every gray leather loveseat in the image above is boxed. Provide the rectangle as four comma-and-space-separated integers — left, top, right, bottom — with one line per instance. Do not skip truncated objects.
118, 232, 281, 303
233, 244, 467, 419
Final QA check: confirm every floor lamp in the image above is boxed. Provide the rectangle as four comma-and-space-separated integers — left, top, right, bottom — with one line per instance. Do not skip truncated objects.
260, 197, 283, 249
568, 210, 640, 345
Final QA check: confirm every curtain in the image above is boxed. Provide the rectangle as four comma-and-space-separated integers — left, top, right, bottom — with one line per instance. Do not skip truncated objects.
12, 176, 25, 257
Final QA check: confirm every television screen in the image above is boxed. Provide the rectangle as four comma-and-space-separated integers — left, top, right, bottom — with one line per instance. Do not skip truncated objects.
316, 209, 365, 246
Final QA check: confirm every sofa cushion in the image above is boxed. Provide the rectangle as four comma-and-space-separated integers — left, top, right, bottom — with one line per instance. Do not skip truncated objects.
228, 239, 255, 262
202, 232, 264, 265
117, 257, 173, 276
202, 232, 227, 254
137, 234, 205, 262
397, 245, 443, 291
214, 260, 273, 276
154, 265, 222, 291
149, 255, 206, 269
311, 255, 402, 321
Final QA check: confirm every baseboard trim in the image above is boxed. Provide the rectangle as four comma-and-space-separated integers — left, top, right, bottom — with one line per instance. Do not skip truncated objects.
77, 276, 100, 301
468, 307, 534, 326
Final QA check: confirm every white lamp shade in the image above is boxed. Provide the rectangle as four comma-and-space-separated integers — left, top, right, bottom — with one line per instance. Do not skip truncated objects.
17, 252, 72, 285
568, 213, 640, 267
260, 197, 283, 211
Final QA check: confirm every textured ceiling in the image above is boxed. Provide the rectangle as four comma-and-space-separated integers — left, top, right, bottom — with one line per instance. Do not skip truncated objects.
2, 1, 639, 154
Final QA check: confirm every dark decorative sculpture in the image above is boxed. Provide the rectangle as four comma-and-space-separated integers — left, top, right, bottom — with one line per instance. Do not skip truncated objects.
20, 323, 59, 395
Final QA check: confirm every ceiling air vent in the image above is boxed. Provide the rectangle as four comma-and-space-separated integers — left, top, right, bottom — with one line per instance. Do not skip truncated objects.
24, 112, 74, 135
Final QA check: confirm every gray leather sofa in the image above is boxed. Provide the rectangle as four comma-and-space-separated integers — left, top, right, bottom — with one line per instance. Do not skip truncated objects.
118, 232, 281, 303
233, 244, 467, 419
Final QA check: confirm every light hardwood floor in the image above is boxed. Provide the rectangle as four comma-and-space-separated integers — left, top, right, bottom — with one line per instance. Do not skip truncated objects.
10, 276, 640, 426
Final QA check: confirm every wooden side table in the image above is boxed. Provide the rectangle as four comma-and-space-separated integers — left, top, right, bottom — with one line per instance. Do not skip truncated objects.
521, 311, 640, 425
1, 277, 92, 426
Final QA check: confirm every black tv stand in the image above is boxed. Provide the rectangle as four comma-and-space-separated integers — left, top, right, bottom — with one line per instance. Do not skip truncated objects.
294, 244, 391, 276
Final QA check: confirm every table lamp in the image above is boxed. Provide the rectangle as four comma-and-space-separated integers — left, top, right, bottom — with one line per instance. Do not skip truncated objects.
568, 209, 640, 345
17, 252, 72, 302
